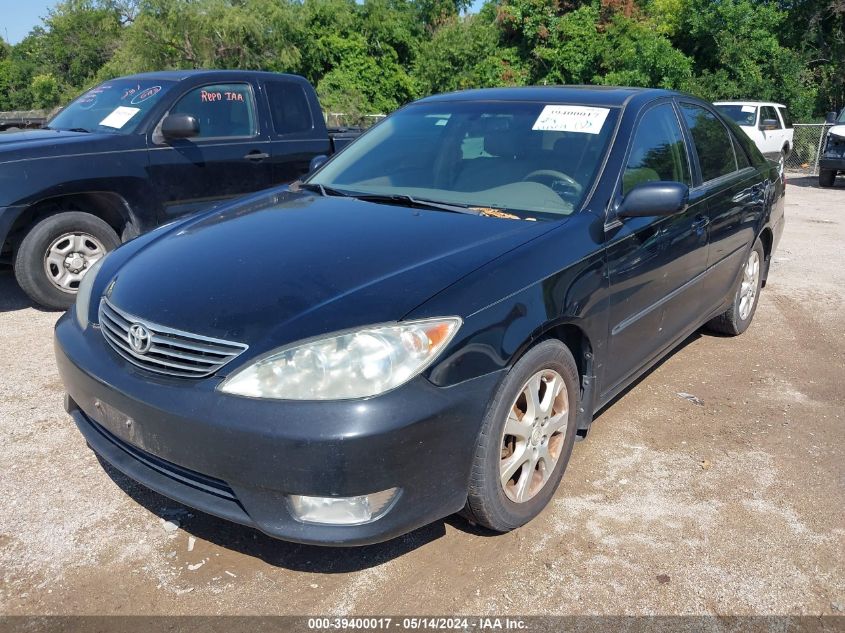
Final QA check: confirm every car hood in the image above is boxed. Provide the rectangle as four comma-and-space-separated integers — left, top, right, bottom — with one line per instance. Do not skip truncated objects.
105, 191, 557, 356
0, 128, 115, 163
828, 124, 845, 139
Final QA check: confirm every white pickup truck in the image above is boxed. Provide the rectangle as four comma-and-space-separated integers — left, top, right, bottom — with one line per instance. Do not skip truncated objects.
714, 101, 794, 167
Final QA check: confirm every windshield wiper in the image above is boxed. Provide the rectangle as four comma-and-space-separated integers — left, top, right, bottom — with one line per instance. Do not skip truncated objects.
353, 193, 481, 215
295, 182, 350, 197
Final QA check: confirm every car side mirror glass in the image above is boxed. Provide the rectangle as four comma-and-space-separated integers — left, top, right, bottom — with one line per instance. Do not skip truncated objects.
826, 111, 837, 124
617, 181, 689, 219
309, 154, 329, 174
161, 113, 200, 139
760, 118, 778, 130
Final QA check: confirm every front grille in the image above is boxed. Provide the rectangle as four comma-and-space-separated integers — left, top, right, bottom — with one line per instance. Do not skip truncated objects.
88, 418, 237, 501
98, 298, 248, 379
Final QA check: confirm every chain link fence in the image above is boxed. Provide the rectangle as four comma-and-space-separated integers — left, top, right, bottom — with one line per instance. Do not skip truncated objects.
324, 112, 386, 129
785, 123, 833, 175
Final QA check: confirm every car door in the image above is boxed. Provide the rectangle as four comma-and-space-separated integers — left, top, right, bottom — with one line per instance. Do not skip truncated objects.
147, 81, 273, 220
758, 105, 783, 158
679, 102, 766, 313
263, 79, 332, 185
602, 101, 709, 395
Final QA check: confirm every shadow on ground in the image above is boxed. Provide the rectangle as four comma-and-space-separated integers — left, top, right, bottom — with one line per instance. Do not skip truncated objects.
0, 268, 58, 314
99, 458, 494, 574
785, 173, 844, 189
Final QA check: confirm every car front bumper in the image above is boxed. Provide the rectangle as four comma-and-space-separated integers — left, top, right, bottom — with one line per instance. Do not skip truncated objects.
819, 155, 845, 172
54, 313, 504, 546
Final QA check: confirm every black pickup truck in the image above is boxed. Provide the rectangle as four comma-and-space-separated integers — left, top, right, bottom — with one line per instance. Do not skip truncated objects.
0, 70, 359, 308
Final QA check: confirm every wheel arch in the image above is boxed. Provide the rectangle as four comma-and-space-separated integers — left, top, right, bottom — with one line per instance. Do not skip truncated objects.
758, 225, 774, 287
511, 320, 597, 435
6, 191, 139, 253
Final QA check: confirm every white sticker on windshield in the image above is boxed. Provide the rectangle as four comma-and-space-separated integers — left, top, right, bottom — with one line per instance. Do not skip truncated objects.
532, 105, 610, 134
741, 105, 756, 113
99, 106, 140, 129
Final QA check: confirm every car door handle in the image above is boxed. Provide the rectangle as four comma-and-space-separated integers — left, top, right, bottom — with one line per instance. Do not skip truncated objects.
244, 151, 270, 161
692, 216, 710, 231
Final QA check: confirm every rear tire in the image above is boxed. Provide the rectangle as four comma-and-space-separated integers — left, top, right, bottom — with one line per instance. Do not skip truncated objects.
819, 169, 836, 188
14, 211, 120, 310
706, 238, 764, 336
463, 339, 579, 532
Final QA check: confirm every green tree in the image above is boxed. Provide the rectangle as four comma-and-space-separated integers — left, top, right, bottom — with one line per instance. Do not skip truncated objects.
414, 14, 529, 95
31, 73, 63, 108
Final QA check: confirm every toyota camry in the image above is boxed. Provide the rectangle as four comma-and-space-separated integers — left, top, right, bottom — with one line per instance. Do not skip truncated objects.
55, 86, 784, 546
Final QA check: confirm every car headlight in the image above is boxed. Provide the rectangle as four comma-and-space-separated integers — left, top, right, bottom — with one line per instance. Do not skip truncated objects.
74, 254, 109, 329
218, 317, 461, 400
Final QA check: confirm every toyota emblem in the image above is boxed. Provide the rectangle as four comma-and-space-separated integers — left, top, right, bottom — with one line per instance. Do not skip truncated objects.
127, 323, 152, 354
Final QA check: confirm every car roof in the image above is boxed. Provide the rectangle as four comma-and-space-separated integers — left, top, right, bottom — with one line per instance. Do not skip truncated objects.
416, 85, 679, 107
713, 101, 787, 108
116, 70, 306, 83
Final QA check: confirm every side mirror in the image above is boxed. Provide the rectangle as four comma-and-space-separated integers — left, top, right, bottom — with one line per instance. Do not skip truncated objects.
617, 181, 689, 218
760, 118, 779, 131
309, 154, 328, 173
161, 113, 199, 139
826, 111, 837, 124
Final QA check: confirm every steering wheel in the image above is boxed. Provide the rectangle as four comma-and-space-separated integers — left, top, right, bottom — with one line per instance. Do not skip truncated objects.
522, 169, 583, 197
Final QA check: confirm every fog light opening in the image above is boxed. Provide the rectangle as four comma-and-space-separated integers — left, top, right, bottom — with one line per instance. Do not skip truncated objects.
288, 488, 399, 525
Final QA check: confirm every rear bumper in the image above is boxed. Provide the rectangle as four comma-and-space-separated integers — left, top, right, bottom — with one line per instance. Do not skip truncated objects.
55, 313, 503, 546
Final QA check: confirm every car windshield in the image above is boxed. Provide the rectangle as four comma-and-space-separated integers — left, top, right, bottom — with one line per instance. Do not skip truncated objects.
48, 79, 176, 134
838, 109, 845, 124
308, 101, 619, 219
716, 104, 757, 126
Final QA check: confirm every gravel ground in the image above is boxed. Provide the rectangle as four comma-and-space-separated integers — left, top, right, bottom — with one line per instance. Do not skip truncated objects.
0, 176, 843, 617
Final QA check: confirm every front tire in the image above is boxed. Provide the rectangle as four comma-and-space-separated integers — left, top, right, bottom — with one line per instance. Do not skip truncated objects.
464, 339, 579, 532
819, 169, 836, 188
14, 211, 120, 310
706, 238, 764, 336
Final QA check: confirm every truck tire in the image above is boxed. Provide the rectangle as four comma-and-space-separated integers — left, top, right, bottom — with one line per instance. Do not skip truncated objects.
706, 238, 764, 336
14, 211, 120, 310
819, 169, 836, 188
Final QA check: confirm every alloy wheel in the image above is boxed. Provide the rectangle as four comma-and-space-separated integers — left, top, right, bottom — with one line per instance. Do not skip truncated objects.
500, 369, 568, 503
738, 249, 760, 320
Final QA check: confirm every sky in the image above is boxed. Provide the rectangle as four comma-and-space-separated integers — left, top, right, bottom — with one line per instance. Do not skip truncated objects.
1, 0, 486, 45
2, 0, 56, 44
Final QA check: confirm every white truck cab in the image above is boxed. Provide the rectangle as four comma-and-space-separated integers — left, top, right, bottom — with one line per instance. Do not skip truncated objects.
714, 101, 794, 166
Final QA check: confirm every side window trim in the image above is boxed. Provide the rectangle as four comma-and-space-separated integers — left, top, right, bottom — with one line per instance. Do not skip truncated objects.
677, 100, 741, 188
153, 81, 260, 144
616, 98, 693, 197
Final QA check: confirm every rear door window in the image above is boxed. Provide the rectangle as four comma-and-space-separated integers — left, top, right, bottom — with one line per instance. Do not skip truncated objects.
266, 82, 314, 135
731, 135, 751, 169
777, 107, 792, 128
623, 103, 691, 194
680, 104, 738, 182
170, 83, 257, 138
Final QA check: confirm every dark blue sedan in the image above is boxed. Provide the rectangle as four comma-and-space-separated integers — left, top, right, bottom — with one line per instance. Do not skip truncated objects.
55, 86, 785, 546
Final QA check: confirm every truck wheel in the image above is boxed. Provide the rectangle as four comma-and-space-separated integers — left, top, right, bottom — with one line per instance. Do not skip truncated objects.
706, 238, 764, 336
14, 212, 120, 310
819, 169, 836, 188
463, 339, 579, 532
